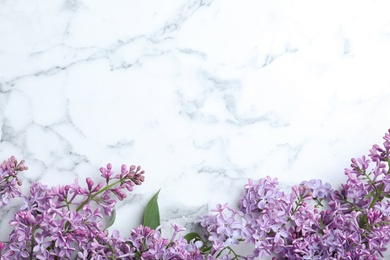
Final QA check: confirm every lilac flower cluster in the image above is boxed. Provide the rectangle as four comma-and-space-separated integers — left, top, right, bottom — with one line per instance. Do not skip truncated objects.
197, 129, 390, 259
129, 224, 203, 259
0, 162, 148, 259
0, 160, 207, 259
0, 156, 27, 206
1, 129, 390, 259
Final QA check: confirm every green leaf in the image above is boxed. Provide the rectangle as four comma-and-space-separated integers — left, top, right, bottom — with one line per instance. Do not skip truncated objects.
105, 208, 116, 230
184, 232, 204, 243
143, 189, 161, 230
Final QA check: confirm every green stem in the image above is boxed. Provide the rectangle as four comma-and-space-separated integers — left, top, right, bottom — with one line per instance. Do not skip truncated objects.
215, 246, 242, 259
107, 243, 116, 260
314, 198, 324, 207
361, 169, 376, 186
76, 179, 122, 212
287, 196, 303, 222
64, 179, 123, 231
360, 183, 385, 229
369, 183, 384, 209
200, 245, 212, 253
29, 227, 36, 260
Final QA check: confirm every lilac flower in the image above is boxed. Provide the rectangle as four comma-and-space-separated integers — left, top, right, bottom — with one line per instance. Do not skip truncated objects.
164, 235, 203, 260
3, 129, 390, 259
301, 179, 332, 200
1, 162, 147, 259
195, 129, 390, 259
99, 163, 113, 184
0, 156, 27, 206
128, 224, 203, 259
171, 223, 186, 241
33, 234, 54, 259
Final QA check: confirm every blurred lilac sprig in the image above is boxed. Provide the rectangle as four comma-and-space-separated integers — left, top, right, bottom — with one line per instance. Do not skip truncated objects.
196, 129, 390, 259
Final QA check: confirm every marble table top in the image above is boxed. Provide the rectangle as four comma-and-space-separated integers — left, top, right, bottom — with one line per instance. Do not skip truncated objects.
1, 0, 390, 258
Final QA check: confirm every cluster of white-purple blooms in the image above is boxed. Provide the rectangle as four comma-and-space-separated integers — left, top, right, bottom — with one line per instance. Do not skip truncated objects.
1, 129, 390, 259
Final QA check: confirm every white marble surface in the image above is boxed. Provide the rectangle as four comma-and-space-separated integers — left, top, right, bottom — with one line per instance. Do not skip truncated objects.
1, 0, 390, 258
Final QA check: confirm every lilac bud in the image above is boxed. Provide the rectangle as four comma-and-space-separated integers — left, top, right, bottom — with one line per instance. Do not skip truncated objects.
74, 229, 88, 237
92, 182, 103, 193
86, 177, 94, 191
121, 164, 127, 174
126, 172, 135, 178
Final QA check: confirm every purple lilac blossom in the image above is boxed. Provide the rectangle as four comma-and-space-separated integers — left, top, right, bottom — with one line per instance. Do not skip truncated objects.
3, 129, 390, 259
196, 129, 390, 259
1, 163, 148, 259
129, 225, 203, 259
1, 161, 202, 259
0, 156, 27, 206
